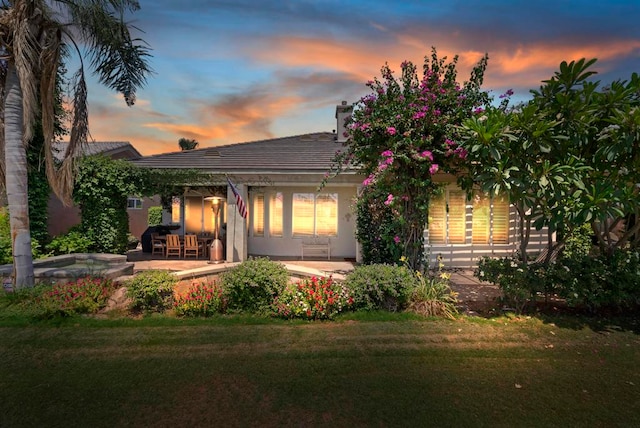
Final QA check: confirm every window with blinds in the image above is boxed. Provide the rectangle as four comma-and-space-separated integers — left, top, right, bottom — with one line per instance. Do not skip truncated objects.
428, 195, 446, 244
472, 192, 509, 244
430, 189, 510, 245
448, 190, 466, 244
292, 193, 338, 237
253, 194, 264, 236
472, 193, 491, 244
492, 194, 510, 244
269, 192, 283, 237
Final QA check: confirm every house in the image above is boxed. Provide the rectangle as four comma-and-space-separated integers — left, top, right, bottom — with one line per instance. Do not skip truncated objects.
132, 102, 547, 266
48, 141, 160, 240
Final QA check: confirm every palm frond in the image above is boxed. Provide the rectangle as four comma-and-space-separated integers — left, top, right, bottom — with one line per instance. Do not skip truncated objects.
65, 0, 152, 106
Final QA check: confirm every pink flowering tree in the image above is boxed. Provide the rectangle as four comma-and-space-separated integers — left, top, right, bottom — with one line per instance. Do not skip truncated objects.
332, 48, 490, 270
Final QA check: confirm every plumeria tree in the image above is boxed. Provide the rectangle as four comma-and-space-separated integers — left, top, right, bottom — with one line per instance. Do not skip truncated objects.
458, 58, 640, 263
332, 49, 490, 270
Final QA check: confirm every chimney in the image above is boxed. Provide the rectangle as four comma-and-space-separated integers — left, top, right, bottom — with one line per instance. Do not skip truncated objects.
335, 100, 353, 143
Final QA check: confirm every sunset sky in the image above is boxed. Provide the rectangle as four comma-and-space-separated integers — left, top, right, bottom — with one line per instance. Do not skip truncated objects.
78, 0, 640, 155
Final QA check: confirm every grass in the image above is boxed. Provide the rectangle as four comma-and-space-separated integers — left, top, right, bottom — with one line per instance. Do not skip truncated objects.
0, 312, 639, 427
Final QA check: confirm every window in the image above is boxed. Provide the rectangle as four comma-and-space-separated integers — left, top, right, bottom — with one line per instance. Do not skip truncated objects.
253, 194, 264, 236
292, 193, 338, 237
270, 192, 283, 237
127, 197, 143, 210
428, 190, 465, 244
429, 189, 510, 245
171, 197, 181, 224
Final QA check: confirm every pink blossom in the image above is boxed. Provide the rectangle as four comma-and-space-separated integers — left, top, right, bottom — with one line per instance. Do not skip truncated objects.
387, 127, 397, 135
384, 194, 394, 206
413, 111, 426, 120
455, 147, 468, 159
393, 236, 401, 244
362, 174, 375, 186
445, 139, 456, 147
381, 150, 393, 157
420, 150, 433, 161
378, 163, 388, 172
429, 164, 439, 175
401, 195, 409, 201
383, 156, 394, 165
473, 107, 484, 114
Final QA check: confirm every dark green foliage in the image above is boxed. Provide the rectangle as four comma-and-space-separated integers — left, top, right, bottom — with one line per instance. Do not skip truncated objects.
220, 257, 289, 313
0, 208, 12, 264
477, 251, 640, 314
147, 206, 163, 226
74, 155, 146, 254
125, 270, 177, 312
343, 263, 418, 311
46, 227, 93, 255
552, 250, 640, 312
356, 186, 398, 264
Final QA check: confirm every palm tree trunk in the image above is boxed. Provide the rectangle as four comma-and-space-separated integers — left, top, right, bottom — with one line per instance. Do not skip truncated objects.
4, 64, 34, 289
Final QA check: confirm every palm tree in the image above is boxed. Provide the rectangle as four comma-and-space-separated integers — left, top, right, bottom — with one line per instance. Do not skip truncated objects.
178, 138, 199, 151
0, 1, 152, 288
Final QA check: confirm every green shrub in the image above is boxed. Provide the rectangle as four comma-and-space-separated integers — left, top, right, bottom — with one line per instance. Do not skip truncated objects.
47, 227, 93, 255
476, 256, 536, 313
407, 267, 458, 319
126, 270, 177, 312
174, 279, 226, 317
273, 276, 354, 320
552, 249, 640, 312
343, 263, 418, 311
220, 257, 289, 313
147, 206, 163, 226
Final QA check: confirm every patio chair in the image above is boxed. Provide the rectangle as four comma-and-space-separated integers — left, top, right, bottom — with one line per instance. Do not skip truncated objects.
183, 234, 202, 258
151, 233, 165, 257
165, 234, 182, 258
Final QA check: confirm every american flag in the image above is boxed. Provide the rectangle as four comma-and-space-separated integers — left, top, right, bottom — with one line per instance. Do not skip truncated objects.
227, 176, 247, 218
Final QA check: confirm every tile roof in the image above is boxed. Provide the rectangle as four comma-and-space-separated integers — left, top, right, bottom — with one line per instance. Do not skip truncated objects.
52, 141, 142, 161
132, 132, 350, 174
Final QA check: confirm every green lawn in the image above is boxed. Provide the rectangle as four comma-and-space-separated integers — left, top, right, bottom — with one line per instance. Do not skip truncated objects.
1, 314, 638, 427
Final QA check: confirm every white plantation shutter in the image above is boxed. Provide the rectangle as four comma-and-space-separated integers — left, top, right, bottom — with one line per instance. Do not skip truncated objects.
269, 192, 283, 237
428, 195, 446, 244
253, 194, 264, 236
316, 193, 338, 236
448, 190, 466, 244
492, 194, 510, 244
293, 193, 315, 236
472, 193, 491, 244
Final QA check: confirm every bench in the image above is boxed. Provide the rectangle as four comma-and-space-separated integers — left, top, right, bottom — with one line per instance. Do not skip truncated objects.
301, 238, 331, 260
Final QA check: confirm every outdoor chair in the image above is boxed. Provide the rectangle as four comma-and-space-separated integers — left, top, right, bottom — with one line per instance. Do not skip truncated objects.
165, 234, 182, 258
151, 233, 165, 257
183, 234, 202, 258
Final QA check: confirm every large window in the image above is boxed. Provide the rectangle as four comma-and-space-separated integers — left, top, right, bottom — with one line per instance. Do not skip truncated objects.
292, 193, 338, 237
270, 192, 283, 237
429, 189, 510, 245
252, 194, 264, 236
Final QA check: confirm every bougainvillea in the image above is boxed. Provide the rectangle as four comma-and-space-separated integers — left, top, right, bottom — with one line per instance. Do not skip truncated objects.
330, 48, 490, 269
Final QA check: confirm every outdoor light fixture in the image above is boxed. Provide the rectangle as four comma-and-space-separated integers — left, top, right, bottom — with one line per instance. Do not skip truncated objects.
204, 196, 225, 263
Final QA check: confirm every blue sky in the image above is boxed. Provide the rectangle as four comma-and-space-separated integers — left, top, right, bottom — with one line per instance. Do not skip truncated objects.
79, 0, 640, 155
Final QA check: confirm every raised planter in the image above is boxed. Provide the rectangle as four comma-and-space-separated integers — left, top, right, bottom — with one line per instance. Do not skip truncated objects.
0, 253, 134, 285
